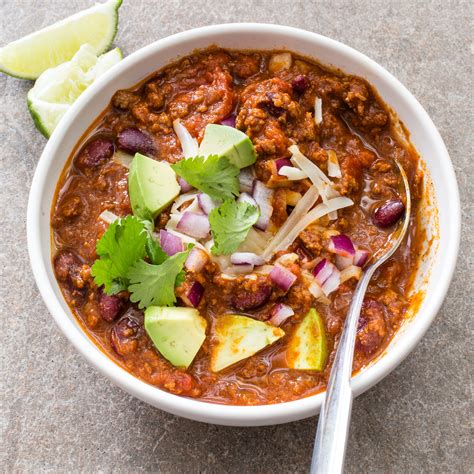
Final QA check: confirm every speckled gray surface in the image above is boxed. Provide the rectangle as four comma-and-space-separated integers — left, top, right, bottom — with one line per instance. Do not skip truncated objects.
1, 0, 472, 472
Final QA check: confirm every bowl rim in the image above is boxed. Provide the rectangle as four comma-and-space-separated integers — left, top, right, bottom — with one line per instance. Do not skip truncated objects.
27, 23, 460, 426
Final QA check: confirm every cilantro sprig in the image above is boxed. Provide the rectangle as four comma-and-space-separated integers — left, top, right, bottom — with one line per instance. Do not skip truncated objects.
127, 249, 190, 308
91, 216, 148, 294
171, 155, 240, 201
209, 200, 260, 255
91, 215, 189, 308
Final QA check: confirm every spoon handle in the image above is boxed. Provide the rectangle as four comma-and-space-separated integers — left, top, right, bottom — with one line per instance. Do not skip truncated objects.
310, 267, 375, 474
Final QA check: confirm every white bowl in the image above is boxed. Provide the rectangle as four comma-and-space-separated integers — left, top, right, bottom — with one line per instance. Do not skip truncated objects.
27, 24, 460, 426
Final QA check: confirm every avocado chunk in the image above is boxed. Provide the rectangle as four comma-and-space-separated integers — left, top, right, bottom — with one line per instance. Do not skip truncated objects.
199, 124, 257, 169
211, 314, 284, 372
287, 308, 327, 371
128, 153, 180, 221
144, 306, 207, 368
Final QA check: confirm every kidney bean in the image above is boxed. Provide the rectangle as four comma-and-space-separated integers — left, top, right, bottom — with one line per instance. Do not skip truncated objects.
76, 138, 114, 169
291, 75, 310, 94
110, 311, 143, 356
53, 251, 81, 282
232, 283, 272, 311
262, 92, 285, 117
117, 128, 155, 156
372, 198, 405, 228
99, 293, 123, 322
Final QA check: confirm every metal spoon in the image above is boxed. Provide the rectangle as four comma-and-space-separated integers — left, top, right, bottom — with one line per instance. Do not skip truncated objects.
310, 160, 412, 473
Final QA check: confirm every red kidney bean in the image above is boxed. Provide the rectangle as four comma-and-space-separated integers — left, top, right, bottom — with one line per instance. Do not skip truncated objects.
53, 251, 81, 282
232, 283, 272, 311
110, 310, 143, 356
117, 128, 155, 156
76, 138, 114, 169
262, 92, 285, 117
372, 198, 405, 228
291, 75, 310, 94
99, 293, 123, 322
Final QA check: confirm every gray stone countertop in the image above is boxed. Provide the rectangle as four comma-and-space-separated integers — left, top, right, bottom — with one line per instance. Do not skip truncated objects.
1, 1, 472, 472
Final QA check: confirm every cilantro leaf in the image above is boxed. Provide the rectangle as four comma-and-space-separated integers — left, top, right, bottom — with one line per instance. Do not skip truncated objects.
91, 216, 148, 294
209, 200, 260, 255
171, 155, 239, 201
146, 236, 168, 265
127, 249, 190, 308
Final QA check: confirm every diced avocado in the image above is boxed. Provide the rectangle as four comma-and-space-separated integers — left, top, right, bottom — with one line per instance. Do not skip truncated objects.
199, 124, 257, 169
144, 306, 207, 368
128, 153, 180, 221
286, 308, 327, 371
211, 314, 284, 372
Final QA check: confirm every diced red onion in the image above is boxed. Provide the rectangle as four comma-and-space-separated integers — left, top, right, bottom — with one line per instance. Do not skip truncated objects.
309, 280, 324, 298
269, 303, 294, 326
185, 247, 209, 272
270, 265, 297, 292
237, 192, 257, 207
99, 210, 119, 225
335, 255, 353, 270
173, 119, 198, 158
197, 193, 218, 215
275, 158, 292, 173
252, 180, 274, 230
239, 167, 255, 193
328, 234, 356, 258
159, 229, 184, 256
178, 177, 193, 192
354, 249, 370, 267
312, 259, 335, 286
230, 252, 265, 266
177, 212, 210, 239
321, 268, 341, 295
340, 265, 362, 283
220, 115, 236, 127
181, 281, 204, 308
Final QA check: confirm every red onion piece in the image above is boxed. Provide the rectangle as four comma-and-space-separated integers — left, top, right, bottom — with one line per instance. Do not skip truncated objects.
178, 177, 193, 192
159, 230, 184, 256
328, 234, 356, 258
185, 247, 209, 272
269, 303, 294, 326
220, 115, 236, 127
239, 167, 255, 193
270, 265, 297, 292
252, 180, 274, 230
177, 212, 210, 239
335, 255, 353, 270
313, 259, 335, 286
275, 158, 292, 173
181, 281, 204, 308
237, 192, 257, 207
197, 193, 218, 215
321, 268, 341, 295
354, 249, 370, 267
230, 252, 265, 266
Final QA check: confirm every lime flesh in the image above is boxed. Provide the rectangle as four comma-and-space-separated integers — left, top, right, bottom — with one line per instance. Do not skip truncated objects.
27, 45, 122, 137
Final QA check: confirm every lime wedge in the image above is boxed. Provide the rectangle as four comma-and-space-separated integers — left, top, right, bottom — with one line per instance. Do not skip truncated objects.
0, 0, 122, 80
27, 45, 122, 137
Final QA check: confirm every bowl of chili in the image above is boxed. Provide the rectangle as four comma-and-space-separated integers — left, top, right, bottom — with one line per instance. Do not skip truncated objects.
27, 23, 460, 426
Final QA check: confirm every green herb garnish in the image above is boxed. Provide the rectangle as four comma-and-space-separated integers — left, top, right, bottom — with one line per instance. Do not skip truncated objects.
209, 200, 260, 255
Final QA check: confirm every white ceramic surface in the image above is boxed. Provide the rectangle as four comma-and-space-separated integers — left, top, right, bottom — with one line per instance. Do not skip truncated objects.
27, 24, 460, 426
